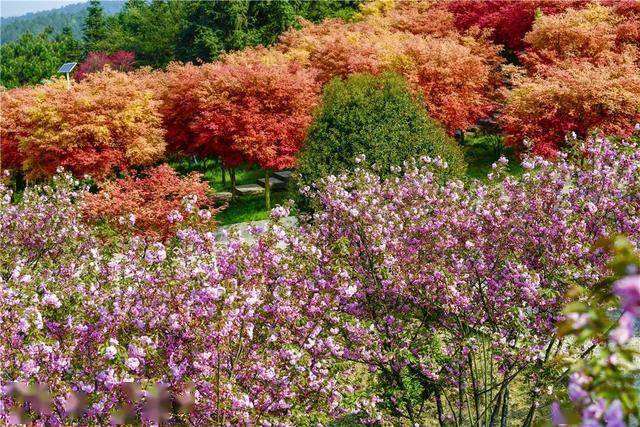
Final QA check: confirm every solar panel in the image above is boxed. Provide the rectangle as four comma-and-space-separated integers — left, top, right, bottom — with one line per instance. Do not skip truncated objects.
58, 62, 77, 74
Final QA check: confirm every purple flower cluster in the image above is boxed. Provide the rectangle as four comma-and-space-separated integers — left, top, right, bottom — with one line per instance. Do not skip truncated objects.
0, 176, 346, 425
1, 136, 638, 424
295, 137, 639, 423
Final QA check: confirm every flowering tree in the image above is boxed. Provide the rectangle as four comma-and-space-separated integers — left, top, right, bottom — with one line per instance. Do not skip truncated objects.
7, 69, 165, 180
293, 135, 639, 424
278, 18, 502, 133
74, 51, 136, 82
553, 236, 640, 425
0, 173, 349, 425
192, 48, 320, 208
83, 164, 218, 239
1, 134, 639, 424
500, 58, 640, 156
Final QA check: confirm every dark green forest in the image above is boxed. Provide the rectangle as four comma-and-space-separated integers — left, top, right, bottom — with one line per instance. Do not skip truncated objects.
1, 0, 360, 89
0, 1, 124, 44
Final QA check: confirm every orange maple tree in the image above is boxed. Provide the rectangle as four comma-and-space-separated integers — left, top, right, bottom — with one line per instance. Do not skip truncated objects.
3, 69, 165, 180
0, 87, 31, 173
521, 4, 640, 68
500, 56, 640, 156
278, 17, 502, 133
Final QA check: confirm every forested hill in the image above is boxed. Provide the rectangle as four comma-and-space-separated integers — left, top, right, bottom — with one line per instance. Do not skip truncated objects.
1, 1, 124, 44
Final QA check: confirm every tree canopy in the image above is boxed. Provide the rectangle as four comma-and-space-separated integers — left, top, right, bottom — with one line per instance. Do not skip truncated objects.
0, 27, 81, 89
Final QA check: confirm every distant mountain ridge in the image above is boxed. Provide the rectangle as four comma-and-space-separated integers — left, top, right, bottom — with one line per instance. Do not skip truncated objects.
1, 1, 124, 44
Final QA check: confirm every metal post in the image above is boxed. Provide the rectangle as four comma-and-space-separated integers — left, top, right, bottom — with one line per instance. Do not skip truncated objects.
66, 72, 71, 89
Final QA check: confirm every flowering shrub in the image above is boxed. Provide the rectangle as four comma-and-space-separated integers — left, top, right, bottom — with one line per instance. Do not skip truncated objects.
74, 51, 136, 82
1, 135, 638, 424
83, 164, 218, 239
293, 135, 639, 424
553, 236, 640, 425
0, 174, 349, 425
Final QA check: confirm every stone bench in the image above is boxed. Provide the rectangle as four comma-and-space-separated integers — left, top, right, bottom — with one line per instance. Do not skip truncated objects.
257, 177, 287, 191
234, 184, 264, 196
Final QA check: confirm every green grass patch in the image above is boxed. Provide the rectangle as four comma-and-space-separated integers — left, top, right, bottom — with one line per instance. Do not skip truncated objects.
170, 157, 296, 226
215, 190, 295, 226
170, 157, 265, 192
463, 134, 523, 180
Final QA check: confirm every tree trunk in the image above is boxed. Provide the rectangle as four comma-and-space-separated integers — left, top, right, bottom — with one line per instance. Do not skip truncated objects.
230, 168, 236, 200
435, 389, 446, 427
264, 169, 271, 210
221, 165, 226, 187
500, 385, 509, 427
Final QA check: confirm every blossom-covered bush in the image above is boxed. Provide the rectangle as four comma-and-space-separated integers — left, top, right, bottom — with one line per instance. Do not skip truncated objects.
83, 164, 218, 239
294, 135, 639, 424
1, 135, 638, 424
0, 174, 349, 425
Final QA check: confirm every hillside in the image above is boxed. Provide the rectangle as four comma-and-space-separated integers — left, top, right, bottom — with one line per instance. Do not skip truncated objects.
1, 1, 124, 44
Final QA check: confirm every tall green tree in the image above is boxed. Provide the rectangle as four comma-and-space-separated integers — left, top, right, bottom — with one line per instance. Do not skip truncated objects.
111, 0, 188, 67
0, 27, 81, 88
83, 0, 107, 53
296, 73, 467, 198
56, 26, 82, 60
175, 0, 361, 63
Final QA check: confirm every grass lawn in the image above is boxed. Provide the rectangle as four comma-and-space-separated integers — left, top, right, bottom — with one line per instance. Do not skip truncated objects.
463, 133, 524, 180
172, 158, 296, 226
172, 135, 523, 226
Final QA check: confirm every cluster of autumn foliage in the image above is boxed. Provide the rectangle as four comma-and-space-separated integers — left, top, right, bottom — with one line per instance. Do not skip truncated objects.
83, 164, 218, 238
1, 0, 639, 179
74, 50, 136, 82
1, 69, 164, 180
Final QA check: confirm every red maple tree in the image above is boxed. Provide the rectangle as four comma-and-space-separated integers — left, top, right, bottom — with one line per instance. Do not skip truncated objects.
501, 56, 640, 156
189, 48, 320, 207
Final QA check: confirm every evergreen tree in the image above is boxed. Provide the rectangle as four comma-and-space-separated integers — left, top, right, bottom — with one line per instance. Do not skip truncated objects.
0, 28, 82, 88
56, 26, 82, 61
83, 0, 107, 53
